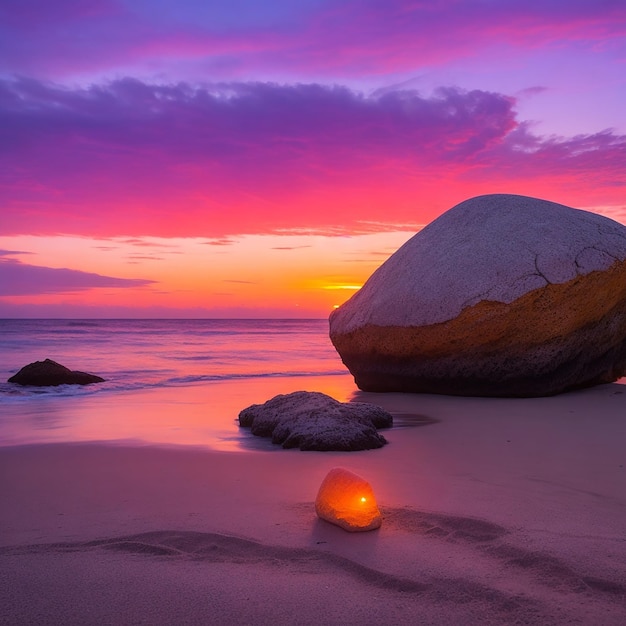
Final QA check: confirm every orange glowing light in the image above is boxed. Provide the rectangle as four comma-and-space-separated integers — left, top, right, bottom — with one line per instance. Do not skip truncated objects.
315, 467, 382, 532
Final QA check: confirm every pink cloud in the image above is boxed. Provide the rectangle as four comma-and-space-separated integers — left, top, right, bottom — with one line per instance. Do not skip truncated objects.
277, 0, 626, 76
203, 238, 237, 246
1, 1, 623, 81
0, 77, 624, 238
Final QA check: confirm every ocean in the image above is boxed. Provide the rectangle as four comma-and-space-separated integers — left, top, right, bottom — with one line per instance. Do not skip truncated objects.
0, 319, 358, 450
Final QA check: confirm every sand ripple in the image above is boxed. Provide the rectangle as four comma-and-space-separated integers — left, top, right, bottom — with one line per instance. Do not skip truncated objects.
3, 507, 625, 625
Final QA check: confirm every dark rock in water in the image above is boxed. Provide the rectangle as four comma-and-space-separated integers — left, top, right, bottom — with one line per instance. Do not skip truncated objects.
330, 193, 626, 397
8, 359, 105, 386
238, 390, 392, 451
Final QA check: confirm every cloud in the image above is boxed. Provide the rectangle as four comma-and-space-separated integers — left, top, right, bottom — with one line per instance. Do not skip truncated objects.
294, 0, 626, 75
203, 238, 237, 246
0, 253, 154, 296
1, 0, 622, 80
0, 77, 514, 160
126, 254, 164, 261
0, 77, 624, 238
271, 245, 312, 250
515, 86, 549, 99
0, 248, 32, 257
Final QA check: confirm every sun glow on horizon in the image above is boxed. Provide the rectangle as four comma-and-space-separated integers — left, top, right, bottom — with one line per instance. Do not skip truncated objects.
323, 284, 363, 291
0, 231, 411, 317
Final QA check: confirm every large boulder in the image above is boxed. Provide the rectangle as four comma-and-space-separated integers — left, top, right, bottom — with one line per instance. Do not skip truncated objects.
8, 359, 105, 386
329, 194, 626, 397
238, 391, 392, 451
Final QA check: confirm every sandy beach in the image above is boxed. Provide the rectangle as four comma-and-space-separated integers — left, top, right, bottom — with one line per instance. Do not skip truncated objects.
1, 379, 625, 625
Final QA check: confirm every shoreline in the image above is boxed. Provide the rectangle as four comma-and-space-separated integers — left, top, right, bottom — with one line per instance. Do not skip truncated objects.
0, 373, 357, 451
1, 382, 625, 623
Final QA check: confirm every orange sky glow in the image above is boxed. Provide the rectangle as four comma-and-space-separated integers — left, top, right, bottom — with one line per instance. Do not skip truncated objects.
0, 231, 416, 317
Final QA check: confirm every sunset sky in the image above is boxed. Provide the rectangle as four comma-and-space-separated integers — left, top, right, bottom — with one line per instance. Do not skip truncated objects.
1, 0, 625, 318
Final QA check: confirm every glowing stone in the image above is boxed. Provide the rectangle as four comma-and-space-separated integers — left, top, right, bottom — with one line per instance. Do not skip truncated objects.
315, 468, 382, 532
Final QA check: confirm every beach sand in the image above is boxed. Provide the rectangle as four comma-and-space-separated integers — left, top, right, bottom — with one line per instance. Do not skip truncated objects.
1, 381, 625, 624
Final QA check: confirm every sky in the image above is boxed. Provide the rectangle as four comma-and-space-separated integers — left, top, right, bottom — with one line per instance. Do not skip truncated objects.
1, 0, 625, 318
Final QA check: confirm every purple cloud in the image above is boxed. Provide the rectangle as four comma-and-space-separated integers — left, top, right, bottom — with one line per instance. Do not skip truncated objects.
5, 76, 620, 179
0, 248, 32, 257
1, 0, 622, 80
0, 253, 154, 296
0, 77, 624, 238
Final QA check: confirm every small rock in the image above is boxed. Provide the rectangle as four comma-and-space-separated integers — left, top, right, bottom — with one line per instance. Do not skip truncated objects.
238, 391, 392, 451
315, 467, 382, 532
8, 359, 105, 386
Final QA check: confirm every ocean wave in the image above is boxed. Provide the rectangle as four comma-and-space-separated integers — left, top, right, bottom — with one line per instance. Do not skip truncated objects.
0, 370, 350, 403
164, 370, 350, 385
0, 382, 106, 401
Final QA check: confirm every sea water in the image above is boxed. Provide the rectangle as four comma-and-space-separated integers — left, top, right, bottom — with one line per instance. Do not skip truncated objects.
0, 319, 350, 397
0, 319, 357, 450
